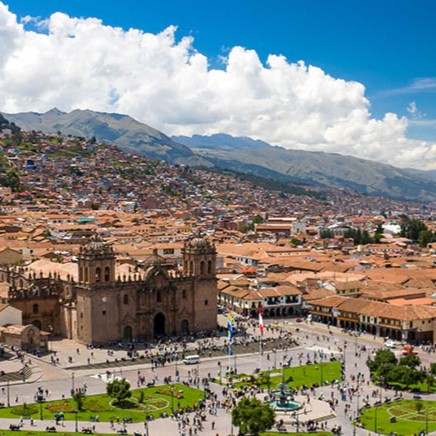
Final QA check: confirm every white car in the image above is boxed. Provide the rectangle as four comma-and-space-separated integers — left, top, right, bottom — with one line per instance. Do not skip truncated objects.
385, 340, 396, 349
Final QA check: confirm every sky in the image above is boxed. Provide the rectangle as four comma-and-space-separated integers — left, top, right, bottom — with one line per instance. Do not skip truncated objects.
0, 0, 435, 169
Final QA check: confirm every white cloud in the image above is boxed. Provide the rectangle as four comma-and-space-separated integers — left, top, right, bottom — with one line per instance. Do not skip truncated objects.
0, 2, 435, 170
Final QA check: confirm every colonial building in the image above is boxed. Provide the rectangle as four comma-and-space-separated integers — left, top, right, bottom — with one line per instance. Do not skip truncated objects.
1, 236, 218, 345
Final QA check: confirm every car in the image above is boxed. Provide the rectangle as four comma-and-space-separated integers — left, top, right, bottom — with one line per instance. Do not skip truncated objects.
384, 340, 396, 349
295, 317, 303, 323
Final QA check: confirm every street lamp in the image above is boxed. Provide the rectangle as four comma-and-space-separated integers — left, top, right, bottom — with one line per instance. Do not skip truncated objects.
320, 358, 324, 386
218, 361, 222, 385
7, 378, 10, 407
74, 410, 78, 433
273, 348, 277, 369
353, 393, 360, 436
293, 411, 299, 432
38, 400, 43, 420
174, 353, 179, 381
71, 371, 75, 396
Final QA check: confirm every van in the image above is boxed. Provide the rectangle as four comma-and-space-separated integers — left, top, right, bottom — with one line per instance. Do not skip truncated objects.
183, 355, 200, 365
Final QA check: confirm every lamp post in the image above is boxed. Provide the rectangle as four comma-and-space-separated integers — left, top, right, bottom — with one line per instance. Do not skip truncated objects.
353, 392, 360, 436
170, 385, 174, 414
320, 356, 324, 386
293, 411, 299, 432
218, 361, 222, 385
39, 400, 43, 420
7, 378, 10, 407
174, 353, 179, 381
71, 371, 75, 396
273, 348, 277, 370
74, 410, 78, 433
374, 403, 378, 436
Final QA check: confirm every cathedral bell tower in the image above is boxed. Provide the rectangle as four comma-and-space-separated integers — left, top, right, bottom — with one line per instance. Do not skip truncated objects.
182, 235, 216, 278
78, 241, 116, 286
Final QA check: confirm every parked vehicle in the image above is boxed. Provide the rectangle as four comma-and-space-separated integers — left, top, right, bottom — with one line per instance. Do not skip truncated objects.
183, 354, 200, 365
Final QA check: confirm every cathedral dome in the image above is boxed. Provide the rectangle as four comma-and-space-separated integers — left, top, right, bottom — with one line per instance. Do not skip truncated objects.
188, 236, 209, 249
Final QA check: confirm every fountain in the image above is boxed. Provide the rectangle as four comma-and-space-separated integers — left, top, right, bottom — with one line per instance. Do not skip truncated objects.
268, 370, 302, 412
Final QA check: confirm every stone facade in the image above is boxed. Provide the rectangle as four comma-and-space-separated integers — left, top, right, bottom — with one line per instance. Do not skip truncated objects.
3, 236, 218, 344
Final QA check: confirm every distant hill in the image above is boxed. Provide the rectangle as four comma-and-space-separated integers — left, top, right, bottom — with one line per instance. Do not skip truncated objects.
405, 168, 436, 183
1, 108, 208, 166
2, 108, 436, 202
174, 133, 436, 202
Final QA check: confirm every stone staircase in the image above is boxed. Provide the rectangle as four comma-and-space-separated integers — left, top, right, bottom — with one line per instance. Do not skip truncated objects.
0, 365, 32, 383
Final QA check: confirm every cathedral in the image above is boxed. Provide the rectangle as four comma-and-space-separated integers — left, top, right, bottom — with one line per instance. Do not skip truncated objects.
2, 235, 218, 344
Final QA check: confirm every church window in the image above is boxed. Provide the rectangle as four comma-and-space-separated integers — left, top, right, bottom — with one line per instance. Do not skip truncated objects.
204, 299, 208, 306
157, 291, 162, 303
95, 267, 101, 283
208, 260, 212, 274
85, 268, 89, 282
79, 267, 83, 282
200, 261, 205, 275
182, 289, 187, 299
105, 267, 110, 282
123, 294, 129, 305
19, 279, 24, 288
32, 303, 39, 314
102, 310, 106, 316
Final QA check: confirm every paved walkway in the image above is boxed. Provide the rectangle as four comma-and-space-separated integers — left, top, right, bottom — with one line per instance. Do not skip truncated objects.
1, 318, 436, 435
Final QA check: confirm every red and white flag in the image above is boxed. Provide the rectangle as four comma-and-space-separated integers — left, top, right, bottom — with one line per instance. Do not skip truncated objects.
259, 304, 264, 335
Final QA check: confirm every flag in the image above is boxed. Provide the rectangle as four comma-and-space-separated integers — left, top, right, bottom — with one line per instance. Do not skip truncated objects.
227, 310, 233, 340
259, 304, 264, 335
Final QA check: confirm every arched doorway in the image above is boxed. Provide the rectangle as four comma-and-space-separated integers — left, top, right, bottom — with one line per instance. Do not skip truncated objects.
123, 325, 132, 342
32, 320, 42, 330
181, 319, 189, 335
154, 313, 166, 337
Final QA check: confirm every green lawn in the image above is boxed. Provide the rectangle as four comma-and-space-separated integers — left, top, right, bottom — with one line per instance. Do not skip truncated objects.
232, 360, 341, 390
261, 432, 332, 435
0, 384, 204, 423
0, 432, 115, 436
359, 399, 436, 436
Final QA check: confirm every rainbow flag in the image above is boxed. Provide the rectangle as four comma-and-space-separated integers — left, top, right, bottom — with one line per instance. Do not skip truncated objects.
227, 310, 233, 340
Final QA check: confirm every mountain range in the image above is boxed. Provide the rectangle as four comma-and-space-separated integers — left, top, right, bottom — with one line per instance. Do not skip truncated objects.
2, 108, 436, 202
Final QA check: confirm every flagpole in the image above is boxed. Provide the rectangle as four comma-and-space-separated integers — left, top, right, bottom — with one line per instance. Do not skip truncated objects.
259, 303, 264, 371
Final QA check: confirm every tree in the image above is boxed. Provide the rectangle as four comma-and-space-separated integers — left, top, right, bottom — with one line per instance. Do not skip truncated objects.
106, 378, 131, 404
73, 392, 84, 411
368, 349, 397, 374
399, 354, 421, 369
232, 397, 275, 435
415, 401, 424, 414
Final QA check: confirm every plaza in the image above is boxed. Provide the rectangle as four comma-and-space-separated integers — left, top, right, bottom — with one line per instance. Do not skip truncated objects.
1, 314, 436, 435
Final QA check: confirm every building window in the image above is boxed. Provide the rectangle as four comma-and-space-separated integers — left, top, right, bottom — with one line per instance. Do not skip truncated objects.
182, 289, 187, 299
157, 291, 161, 303
123, 294, 129, 305
208, 260, 212, 274
32, 303, 39, 314
204, 299, 208, 306
200, 261, 205, 275
95, 267, 101, 283
105, 267, 110, 282
102, 310, 106, 316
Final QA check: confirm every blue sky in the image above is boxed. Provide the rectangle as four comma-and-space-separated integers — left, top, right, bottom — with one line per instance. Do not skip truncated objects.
1, 0, 435, 167
7, 0, 436, 125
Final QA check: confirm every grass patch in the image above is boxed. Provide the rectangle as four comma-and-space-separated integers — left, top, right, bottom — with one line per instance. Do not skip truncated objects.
0, 384, 203, 422
231, 360, 341, 390
0, 432, 115, 436
359, 400, 436, 436
261, 432, 333, 435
